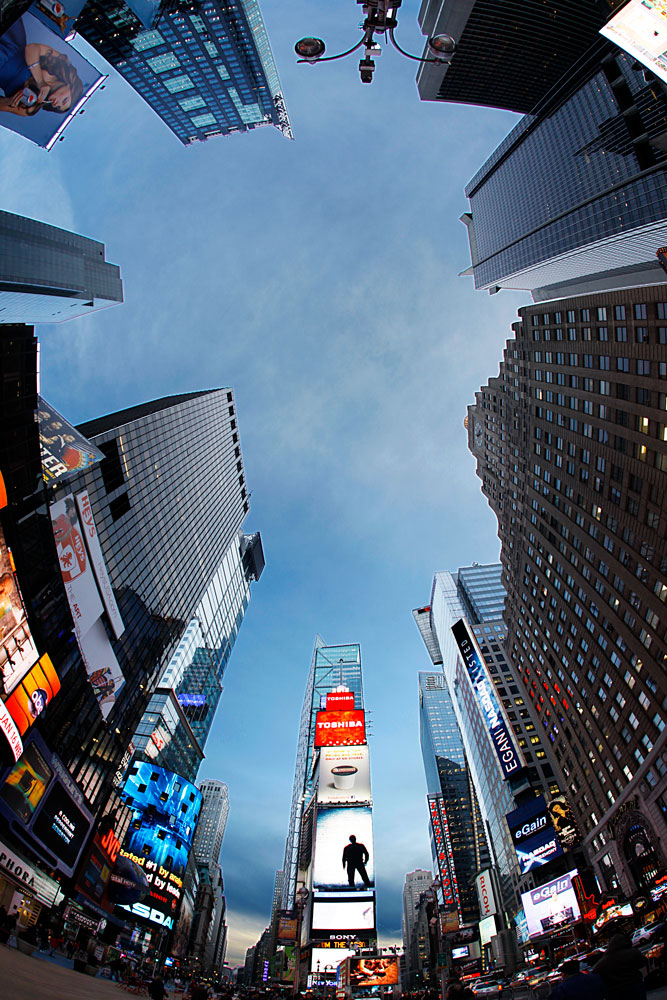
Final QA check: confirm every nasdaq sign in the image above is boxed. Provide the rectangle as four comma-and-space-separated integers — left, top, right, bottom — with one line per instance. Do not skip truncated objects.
451, 619, 523, 779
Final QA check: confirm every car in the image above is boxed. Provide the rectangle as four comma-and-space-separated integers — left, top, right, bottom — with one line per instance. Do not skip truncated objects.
470, 979, 503, 997
632, 922, 664, 947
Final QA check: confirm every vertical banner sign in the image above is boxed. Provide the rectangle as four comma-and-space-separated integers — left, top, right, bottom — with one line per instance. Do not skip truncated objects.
75, 491, 125, 639
77, 618, 125, 719
51, 495, 103, 640
428, 794, 461, 921
451, 619, 524, 779
475, 869, 498, 918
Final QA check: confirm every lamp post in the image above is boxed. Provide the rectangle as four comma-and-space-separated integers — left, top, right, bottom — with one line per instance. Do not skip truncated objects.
295, 0, 455, 84
292, 885, 310, 997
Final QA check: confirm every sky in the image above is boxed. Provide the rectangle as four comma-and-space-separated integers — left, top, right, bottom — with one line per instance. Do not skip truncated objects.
1, 0, 530, 967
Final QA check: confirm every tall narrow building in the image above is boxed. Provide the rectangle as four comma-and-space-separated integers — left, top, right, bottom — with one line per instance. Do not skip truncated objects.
402, 868, 433, 989
75, 0, 292, 144
468, 284, 667, 897
193, 780, 230, 870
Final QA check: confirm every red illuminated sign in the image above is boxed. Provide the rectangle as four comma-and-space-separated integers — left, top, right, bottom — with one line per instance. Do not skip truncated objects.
314, 710, 365, 747
326, 691, 355, 712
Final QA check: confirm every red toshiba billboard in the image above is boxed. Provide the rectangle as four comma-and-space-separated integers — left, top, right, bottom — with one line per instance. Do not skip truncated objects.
315, 710, 366, 748
326, 691, 355, 711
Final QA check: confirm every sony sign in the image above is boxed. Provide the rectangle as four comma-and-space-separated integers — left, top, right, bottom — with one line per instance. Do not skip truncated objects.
451, 619, 523, 780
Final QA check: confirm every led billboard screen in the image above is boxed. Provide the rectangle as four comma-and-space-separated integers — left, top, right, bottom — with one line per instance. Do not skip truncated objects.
311, 897, 375, 931
520, 870, 581, 938
313, 806, 374, 891
31, 780, 92, 870
0, 740, 52, 823
600, 0, 667, 85
317, 745, 370, 805
38, 399, 104, 484
315, 709, 365, 748
548, 795, 582, 850
349, 957, 398, 986
4, 653, 60, 736
311, 948, 353, 975
0, 520, 39, 696
326, 691, 355, 712
506, 796, 563, 874
451, 619, 523, 778
0, 14, 104, 149
429, 794, 460, 915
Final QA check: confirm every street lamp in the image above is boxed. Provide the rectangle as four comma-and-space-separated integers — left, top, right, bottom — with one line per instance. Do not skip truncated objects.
295, 0, 455, 84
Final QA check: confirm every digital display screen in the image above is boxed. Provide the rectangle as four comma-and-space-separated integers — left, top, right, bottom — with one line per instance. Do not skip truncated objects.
452, 945, 470, 960
349, 957, 399, 985
1, 741, 52, 823
311, 898, 375, 931
32, 782, 92, 871
317, 746, 371, 805
313, 806, 374, 892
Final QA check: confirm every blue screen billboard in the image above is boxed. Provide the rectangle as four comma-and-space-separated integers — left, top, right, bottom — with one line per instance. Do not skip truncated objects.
506, 796, 563, 874
121, 762, 201, 877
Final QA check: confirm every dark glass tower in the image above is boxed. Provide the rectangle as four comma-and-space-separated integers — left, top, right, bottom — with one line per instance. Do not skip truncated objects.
75, 0, 293, 144
461, 47, 667, 298
467, 283, 667, 897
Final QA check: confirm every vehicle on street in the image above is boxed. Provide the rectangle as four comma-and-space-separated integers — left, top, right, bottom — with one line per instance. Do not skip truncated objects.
470, 979, 503, 997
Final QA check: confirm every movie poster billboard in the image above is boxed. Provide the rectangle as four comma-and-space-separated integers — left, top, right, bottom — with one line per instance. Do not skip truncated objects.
548, 795, 582, 850
50, 494, 103, 640
349, 957, 398, 986
0, 521, 39, 696
317, 745, 370, 805
600, 0, 667, 85
0, 14, 105, 150
4, 652, 60, 736
38, 399, 104, 485
30, 0, 87, 39
313, 806, 374, 892
77, 617, 125, 719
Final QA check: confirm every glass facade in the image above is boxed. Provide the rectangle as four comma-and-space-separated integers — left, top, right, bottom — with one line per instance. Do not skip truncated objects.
76, 0, 292, 144
457, 563, 505, 623
281, 640, 364, 909
0, 210, 122, 323
464, 50, 667, 291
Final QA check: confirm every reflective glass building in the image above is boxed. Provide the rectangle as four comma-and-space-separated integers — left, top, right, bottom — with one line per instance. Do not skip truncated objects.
462, 47, 667, 298
76, 0, 292, 144
0, 210, 122, 323
280, 638, 364, 909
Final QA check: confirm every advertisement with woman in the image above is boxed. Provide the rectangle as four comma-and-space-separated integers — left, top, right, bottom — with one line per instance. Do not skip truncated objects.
0, 12, 103, 148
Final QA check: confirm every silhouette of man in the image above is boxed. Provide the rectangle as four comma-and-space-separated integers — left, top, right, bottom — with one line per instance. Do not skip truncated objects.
342, 834, 371, 888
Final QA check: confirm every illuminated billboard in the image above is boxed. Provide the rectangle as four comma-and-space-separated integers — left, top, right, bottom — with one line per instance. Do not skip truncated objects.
121, 761, 202, 878
600, 0, 667, 85
0, 739, 52, 823
349, 957, 398, 986
4, 653, 60, 736
548, 795, 582, 851
51, 494, 103, 640
317, 745, 370, 805
313, 806, 374, 892
311, 897, 375, 931
314, 709, 365, 748
0, 520, 39, 696
311, 947, 353, 975
326, 690, 355, 712
520, 869, 581, 938
451, 619, 523, 778
428, 794, 460, 917
0, 14, 105, 150
475, 869, 498, 919
506, 796, 563, 874
38, 399, 104, 485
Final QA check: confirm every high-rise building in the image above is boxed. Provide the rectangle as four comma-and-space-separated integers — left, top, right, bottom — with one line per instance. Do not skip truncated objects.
401, 868, 433, 988
0, 210, 122, 323
193, 779, 229, 869
460, 46, 667, 299
76, 0, 292, 145
419, 672, 488, 926
414, 566, 560, 917
467, 284, 667, 897
281, 638, 364, 910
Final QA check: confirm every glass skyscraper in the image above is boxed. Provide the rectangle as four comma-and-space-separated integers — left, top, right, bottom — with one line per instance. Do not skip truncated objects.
76, 0, 293, 144
0, 210, 122, 323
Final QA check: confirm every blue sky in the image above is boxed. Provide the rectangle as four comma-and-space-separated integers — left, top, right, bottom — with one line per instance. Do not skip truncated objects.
2, 0, 529, 967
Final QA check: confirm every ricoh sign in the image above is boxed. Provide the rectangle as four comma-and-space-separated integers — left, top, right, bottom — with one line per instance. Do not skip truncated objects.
451, 619, 523, 779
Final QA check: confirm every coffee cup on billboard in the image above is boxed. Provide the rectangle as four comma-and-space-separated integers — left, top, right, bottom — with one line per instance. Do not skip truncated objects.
331, 765, 357, 790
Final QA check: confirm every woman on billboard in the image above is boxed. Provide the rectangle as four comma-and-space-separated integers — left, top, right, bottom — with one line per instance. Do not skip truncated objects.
0, 16, 84, 117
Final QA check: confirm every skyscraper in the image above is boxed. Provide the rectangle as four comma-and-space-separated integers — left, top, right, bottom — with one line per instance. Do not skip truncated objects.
401, 869, 433, 989
414, 566, 560, 918
76, 0, 293, 144
460, 47, 667, 299
193, 779, 229, 869
468, 284, 667, 897
0, 209, 122, 323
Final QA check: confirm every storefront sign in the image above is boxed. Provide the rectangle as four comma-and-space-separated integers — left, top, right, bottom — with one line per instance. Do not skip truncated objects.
0, 835, 62, 906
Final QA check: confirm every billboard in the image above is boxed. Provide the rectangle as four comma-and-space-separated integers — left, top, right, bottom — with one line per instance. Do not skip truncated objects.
0, 702, 23, 763
38, 399, 104, 485
278, 912, 298, 942
4, 653, 60, 736
0, 14, 104, 150
506, 796, 563, 874
429, 794, 460, 916
31, 780, 93, 870
75, 491, 125, 638
311, 897, 375, 931
520, 870, 581, 938
451, 619, 523, 778
51, 494, 103, 640
548, 795, 582, 850
349, 957, 398, 986
310, 947, 353, 975
0, 834, 63, 906
475, 869, 498, 918
0, 520, 40, 696
121, 761, 202, 881
317, 745, 370, 805
313, 806, 374, 891
326, 690, 355, 711
600, 0, 667, 85
77, 617, 125, 719
315, 709, 365, 748
30, 1, 88, 39
0, 739, 52, 823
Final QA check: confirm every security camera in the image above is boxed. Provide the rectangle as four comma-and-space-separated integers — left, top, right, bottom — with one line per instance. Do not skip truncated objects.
359, 57, 375, 83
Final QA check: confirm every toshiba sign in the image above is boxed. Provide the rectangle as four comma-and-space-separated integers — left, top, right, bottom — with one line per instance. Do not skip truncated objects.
314, 710, 366, 748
